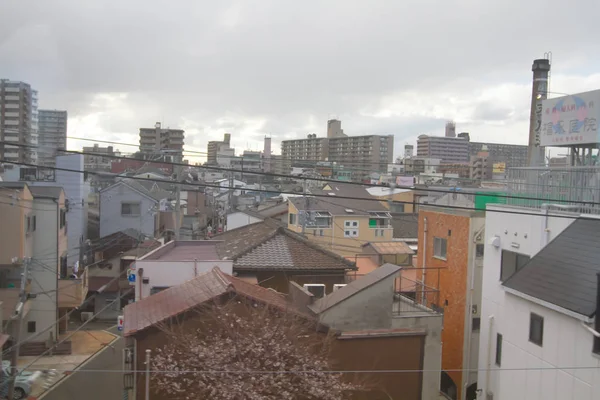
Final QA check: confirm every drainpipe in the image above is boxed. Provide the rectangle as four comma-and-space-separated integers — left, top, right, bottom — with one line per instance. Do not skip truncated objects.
421, 217, 428, 305
541, 203, 582, 246
138, 268, 144, 300
485, 315, 495, 395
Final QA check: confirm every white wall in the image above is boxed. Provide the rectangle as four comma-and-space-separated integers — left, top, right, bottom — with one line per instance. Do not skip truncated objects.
134, 260, 233, 300
99, 182, 158, 239
226, 212, 262, 231
477, 205, 600, 400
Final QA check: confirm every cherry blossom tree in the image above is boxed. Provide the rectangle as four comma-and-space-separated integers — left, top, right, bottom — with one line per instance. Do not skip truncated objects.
151, 301, 365, 400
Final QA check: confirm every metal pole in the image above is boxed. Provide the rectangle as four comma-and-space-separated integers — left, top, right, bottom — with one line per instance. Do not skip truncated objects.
301, 178, 308, 235
145, 349, 151, 400
174, 154, 182, 240
8, 257, 30, 400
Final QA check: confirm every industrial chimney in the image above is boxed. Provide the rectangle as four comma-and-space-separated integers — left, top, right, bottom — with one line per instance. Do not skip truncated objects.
527, 58, 551, 166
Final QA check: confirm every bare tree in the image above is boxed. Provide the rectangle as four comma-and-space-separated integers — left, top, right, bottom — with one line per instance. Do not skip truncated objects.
151, 300, 364, 400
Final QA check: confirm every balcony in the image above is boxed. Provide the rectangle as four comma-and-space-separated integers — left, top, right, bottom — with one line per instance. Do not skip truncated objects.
392, 272, 441, 316
368, 212, 392, 229
58, 267, 88, 308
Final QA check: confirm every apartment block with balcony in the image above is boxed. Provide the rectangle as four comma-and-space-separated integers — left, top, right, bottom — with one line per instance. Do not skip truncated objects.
0, 79, 38, 164
281, 133, 329, 165
207, 133, 232, 165
139, 122, 184, 159
287, 183, 394, 257
417, 134, 469, 164
38, 109, 67, 167
328, 134, 394, 179
468, 141, 528, 170
83, 143, 119, 172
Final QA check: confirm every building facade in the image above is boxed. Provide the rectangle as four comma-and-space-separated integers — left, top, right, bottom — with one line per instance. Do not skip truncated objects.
0, 79, 38, 164
83, 144, 119, 172
468, 142, 528, 170
416, 135, 469, 164
38, 110, 67, 167
280, 134, 329, 164
328, 134, 394, 179
139, 122, 184, 159
207, 133, 232, 165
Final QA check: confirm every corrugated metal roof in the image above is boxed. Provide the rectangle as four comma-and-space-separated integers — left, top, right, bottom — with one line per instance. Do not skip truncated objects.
309, 263, 402, 314
364, 241, 415, 255
503, 218, 600, 317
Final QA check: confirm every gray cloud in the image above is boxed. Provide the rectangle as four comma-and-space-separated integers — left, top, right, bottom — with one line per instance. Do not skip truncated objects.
1, 0, 600, 158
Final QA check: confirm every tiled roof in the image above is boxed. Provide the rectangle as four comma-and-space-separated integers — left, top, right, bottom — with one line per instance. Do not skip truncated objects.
503, 218, 600, 317
363, 241, 415, 255
290, 182, 388, 216
123, 267, 296, 336
257, 202, 289, 217
391, 213, 419, 239
214, 220, 355, 271
309, 263, 401, 314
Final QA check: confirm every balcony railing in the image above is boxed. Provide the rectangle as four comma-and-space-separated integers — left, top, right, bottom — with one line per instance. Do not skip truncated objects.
58, 267, 88, 308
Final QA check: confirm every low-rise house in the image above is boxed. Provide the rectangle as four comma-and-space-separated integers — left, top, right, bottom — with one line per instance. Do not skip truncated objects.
214, 220, 356, 293
226, 201, 289, 231
131, 240, 233, 301
288, 183, 394, 256
478, 206, 600, 400
366, 186, 415, 213
361, 241, 414, 266
290, 263, 443, 400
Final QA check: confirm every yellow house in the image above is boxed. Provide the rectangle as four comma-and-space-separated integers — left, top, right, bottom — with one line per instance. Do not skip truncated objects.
287, 183, 394, 257
365, 186, 415, 213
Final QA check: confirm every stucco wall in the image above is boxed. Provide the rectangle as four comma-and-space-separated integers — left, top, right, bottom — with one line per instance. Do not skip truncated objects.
100, 182, 157, 239
226, 212, 262, 231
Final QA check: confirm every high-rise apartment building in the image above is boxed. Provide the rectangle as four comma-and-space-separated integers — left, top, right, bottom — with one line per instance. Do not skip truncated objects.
281, 133, 329, 163
404, 144, 414, 159
207, 133, 232, 165
445, 121, 456, 138
0, 79, 38, 164
38, 110, 67, 166
468, 142, 528, 169
327, 119, 345, 138
139, 122, 184, 159
83, 143, 119, 172
416, 134, 469, 164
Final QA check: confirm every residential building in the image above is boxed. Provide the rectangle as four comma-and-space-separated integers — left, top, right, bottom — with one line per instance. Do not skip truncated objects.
231, 150, 262, 183
294, 263, 443, 400
214, 220, 355, 293
477, 205, 600, 400
416, 135, 469, 164
404, 144, 414, 159
419, 205, 485, 400
326, 118, 345, 138
404, 157, 441, 175
0, 79, 38, 164
139, 122, 184, 159
207, 133, 232, 164
131, 240, 233, 301
99, 178, 169, 239
37, 110, 67, 167
83, 143, 119, 172
328, 134, 394, 179
110, 158, 174, 175
366, 186, 415, 213
468, 141, 528, 170
281, 133, 329, 163
226, 201, 289, 231
4, 154, 90, 267
287, 183, 394, 256
360, 241, 414, 266
470, 152, 493, 181
445, 121, 457, 138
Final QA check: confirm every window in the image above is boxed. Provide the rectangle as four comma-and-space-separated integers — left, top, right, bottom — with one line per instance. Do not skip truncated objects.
472, 317, 481, 331
375, 229, 385, 237
312, 229, 324, 237
500, 250, 531, 281
344, 220, 359, 228
344, 229, 359, 238
121, 202, 141, 217
27, 321, 36, 333
289, 213, 297, 225
433, 237, 447, 259
60, 209, 67, 228
594, 336, 600, 355
529, 313, 544, 346
60, 256, 68, 279
390, 203, 405, 213
476, 244, 484, 258
495, 333, 502, 366
150, 286, 169, 295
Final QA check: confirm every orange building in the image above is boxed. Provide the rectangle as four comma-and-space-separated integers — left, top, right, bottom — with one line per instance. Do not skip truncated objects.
418, 206, 485, 400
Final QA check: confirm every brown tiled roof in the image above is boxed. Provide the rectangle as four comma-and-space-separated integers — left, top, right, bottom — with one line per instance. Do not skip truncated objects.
123, 267, 299, 336
214, 220, 355, 271
363, 241, 415, 255
290, 182, 388, 216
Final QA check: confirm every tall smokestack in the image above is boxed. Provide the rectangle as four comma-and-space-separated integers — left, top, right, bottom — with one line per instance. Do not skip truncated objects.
527, 58, 551, 166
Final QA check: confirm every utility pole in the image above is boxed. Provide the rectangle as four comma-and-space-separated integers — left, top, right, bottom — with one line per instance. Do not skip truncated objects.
8, 257, 30, 400
145, 349, 151, 400
301, 178, 308, 235
174, 154, 182, 240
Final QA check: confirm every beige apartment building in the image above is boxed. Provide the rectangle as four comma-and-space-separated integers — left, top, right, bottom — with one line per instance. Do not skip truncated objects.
139, 122, 184, 159
0, 79, 38, 164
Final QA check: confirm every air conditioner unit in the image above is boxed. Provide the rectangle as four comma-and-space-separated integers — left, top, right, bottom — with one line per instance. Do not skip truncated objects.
81, 312, 94, 322
333, 284, 347, 291
303, 284, 325, 298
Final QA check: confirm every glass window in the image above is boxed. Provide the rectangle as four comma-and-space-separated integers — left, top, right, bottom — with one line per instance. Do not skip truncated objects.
529, 313, 544, 346
434, 237, 447, 259
500, 250, 530, 281
495, 333, 502, 366
121, 202, 141, 216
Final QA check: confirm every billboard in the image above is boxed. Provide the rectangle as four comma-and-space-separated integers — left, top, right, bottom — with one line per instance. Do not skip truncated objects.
492, 163, 506, 173
540, 90, 600, 146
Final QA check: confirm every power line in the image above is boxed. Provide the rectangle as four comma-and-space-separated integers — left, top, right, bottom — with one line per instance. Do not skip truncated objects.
2, 140, 598, 207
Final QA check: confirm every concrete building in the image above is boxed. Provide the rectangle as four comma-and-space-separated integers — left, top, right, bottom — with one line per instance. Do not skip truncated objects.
207, 133, 232, 165
38, 110, 67, 167
404, 144, 414, 159
0, 79, 38, 164
83, 143, 119, 172
477, 205, 600, 400
416, 134, 469, 164
470, 152, 493, 181
280, 133, 329, 164
404, 157, 441, 175
327, 118, 345, 138
328, 134, 394, 179
445, 121, 456, 138
469, 142, 528, 170
419, 204, 485, 400
139, 122, 184, 159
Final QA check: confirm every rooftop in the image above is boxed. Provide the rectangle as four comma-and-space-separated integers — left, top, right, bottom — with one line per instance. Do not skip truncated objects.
28, 186, 64, 199
123, 267, 295, 336
503, 218, 600, 317
141, 240, 220, 261
366, 186, 413, 197
214, 221, 355, 271
291, 182, 388, 216
363, 241, 415, 255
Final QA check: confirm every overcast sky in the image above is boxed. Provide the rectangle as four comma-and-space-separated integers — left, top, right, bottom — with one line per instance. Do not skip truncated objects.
1, 0, 600, 162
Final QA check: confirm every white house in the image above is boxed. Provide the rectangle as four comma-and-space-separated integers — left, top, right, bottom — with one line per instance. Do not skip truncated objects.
477, 204, 600, 400
132, 240, 232, 301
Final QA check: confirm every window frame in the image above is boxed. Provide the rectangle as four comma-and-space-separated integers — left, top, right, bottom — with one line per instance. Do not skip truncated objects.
433, 237, 447, 260
495, 333, 502, 366
289, 213, 297, 225
344, 229, 359, 238
344, 220, 359, 228
529, 313, 544, 347
500, 250, 531, 281
27, 321, 36, 333
121, 202, 141, 217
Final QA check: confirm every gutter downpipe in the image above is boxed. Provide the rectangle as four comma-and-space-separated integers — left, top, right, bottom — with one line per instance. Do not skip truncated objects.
421, 217, 428, 306
485, 315, 495, 396
541, 203, 582, 247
